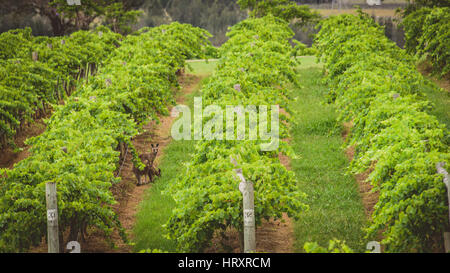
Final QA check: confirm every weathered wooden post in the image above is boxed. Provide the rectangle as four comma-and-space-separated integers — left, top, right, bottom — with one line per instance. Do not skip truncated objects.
105, 78, 112, 87
46, 182, 59, 253
231, 156, 256, 253
436, 162, 450, 253
32, 51, 38, 62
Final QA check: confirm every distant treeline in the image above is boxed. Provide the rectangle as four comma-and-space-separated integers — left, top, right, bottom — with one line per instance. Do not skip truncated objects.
0, 0, 407, 46
0, 0, 248, 45
138, 0, 248, 45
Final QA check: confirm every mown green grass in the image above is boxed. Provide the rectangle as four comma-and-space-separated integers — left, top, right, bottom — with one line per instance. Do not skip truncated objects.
421, 79, 450, 130
296, 55, 323, 69
133, 85, 202, 253
186, 59, 218, 75
133, 61, 210, 252
290, 59, 367, 252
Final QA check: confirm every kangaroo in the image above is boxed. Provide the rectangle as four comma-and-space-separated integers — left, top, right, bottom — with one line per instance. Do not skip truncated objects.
133, 144, 160, 186
133, 157, 150, 186
146, 165, 161, 184
148, 143, 159, 166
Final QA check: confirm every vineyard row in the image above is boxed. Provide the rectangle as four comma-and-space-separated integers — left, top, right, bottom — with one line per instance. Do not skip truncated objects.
315, 12, 450, 252
163, 15, 308, 252
0, 23, 212, 252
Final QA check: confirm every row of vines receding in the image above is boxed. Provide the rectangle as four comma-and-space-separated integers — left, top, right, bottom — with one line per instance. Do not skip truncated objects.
314, 11, 450, 252
0, 23, 213, 252
163, 15, 309, 253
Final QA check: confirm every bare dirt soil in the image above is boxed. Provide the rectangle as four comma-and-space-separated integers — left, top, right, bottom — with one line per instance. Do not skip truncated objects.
417, 62, 450, 92
0, 119, 46, 169
207, 212, 295, 253
342, 122, 379, 219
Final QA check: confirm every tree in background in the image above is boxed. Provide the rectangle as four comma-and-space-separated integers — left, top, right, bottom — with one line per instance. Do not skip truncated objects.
401, 0, 450, 16
1, 0, 144, 35
138, 0, 247, 45
237, 0, 320, 25
104, 2, 143, 34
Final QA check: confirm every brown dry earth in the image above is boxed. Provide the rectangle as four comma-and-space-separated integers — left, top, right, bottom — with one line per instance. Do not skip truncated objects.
0, 120, 46, 169
417, 63, 450, 92
207, 211, 294, 253
341, 122, 379, 219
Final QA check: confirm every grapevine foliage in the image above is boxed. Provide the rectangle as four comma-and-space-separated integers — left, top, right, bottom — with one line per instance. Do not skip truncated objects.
0, 26, 122, 149
315, 13, 449, 252
0, 24, 212, 252
402, 7, 450, 77
164, 15, 308, 252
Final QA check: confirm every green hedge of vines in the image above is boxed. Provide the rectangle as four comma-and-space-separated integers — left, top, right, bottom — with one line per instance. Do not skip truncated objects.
402, 7, 450, 77
0, 23, 212, 252
164, 15, 308, 252
315, 12, 449, 252
0, 26, 122, 149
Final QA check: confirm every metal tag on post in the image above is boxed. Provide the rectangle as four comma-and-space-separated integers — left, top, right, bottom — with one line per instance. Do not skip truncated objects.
47, 209, 57, 224
233, 168, 256, 253
239, 182, 245, 193
244, 209, 255, 227
67, 241, 81, 253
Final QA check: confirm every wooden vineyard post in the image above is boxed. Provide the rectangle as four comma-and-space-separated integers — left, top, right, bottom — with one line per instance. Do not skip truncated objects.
231, 157, 256, 253
46, 182, 59, 253
436, 162, 450, 253
241, 174, 256, 253
32, 51, 38, 62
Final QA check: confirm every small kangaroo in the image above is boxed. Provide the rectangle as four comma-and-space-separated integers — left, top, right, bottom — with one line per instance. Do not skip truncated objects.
133, 144, 160, 186
146, 165, 161, 183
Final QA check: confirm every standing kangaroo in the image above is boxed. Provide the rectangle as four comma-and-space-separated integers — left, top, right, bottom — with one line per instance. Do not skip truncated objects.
146, 165, 161, 184
133, 144, 160, 185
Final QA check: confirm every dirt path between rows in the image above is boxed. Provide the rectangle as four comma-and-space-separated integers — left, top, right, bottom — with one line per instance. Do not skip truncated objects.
26, 74, 203, 253
79, 74, 204, 253
0, 120, 47, 169
418, 63, 450, 92
342, 122, 379, 220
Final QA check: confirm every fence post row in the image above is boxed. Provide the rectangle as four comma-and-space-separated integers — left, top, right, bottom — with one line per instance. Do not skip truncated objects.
231, 156, 256, 253
436, 162, 450, 253
46, 182, 59, 253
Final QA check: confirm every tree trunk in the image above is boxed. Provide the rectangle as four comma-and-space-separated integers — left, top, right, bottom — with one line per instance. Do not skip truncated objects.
47, 13, 66, 36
